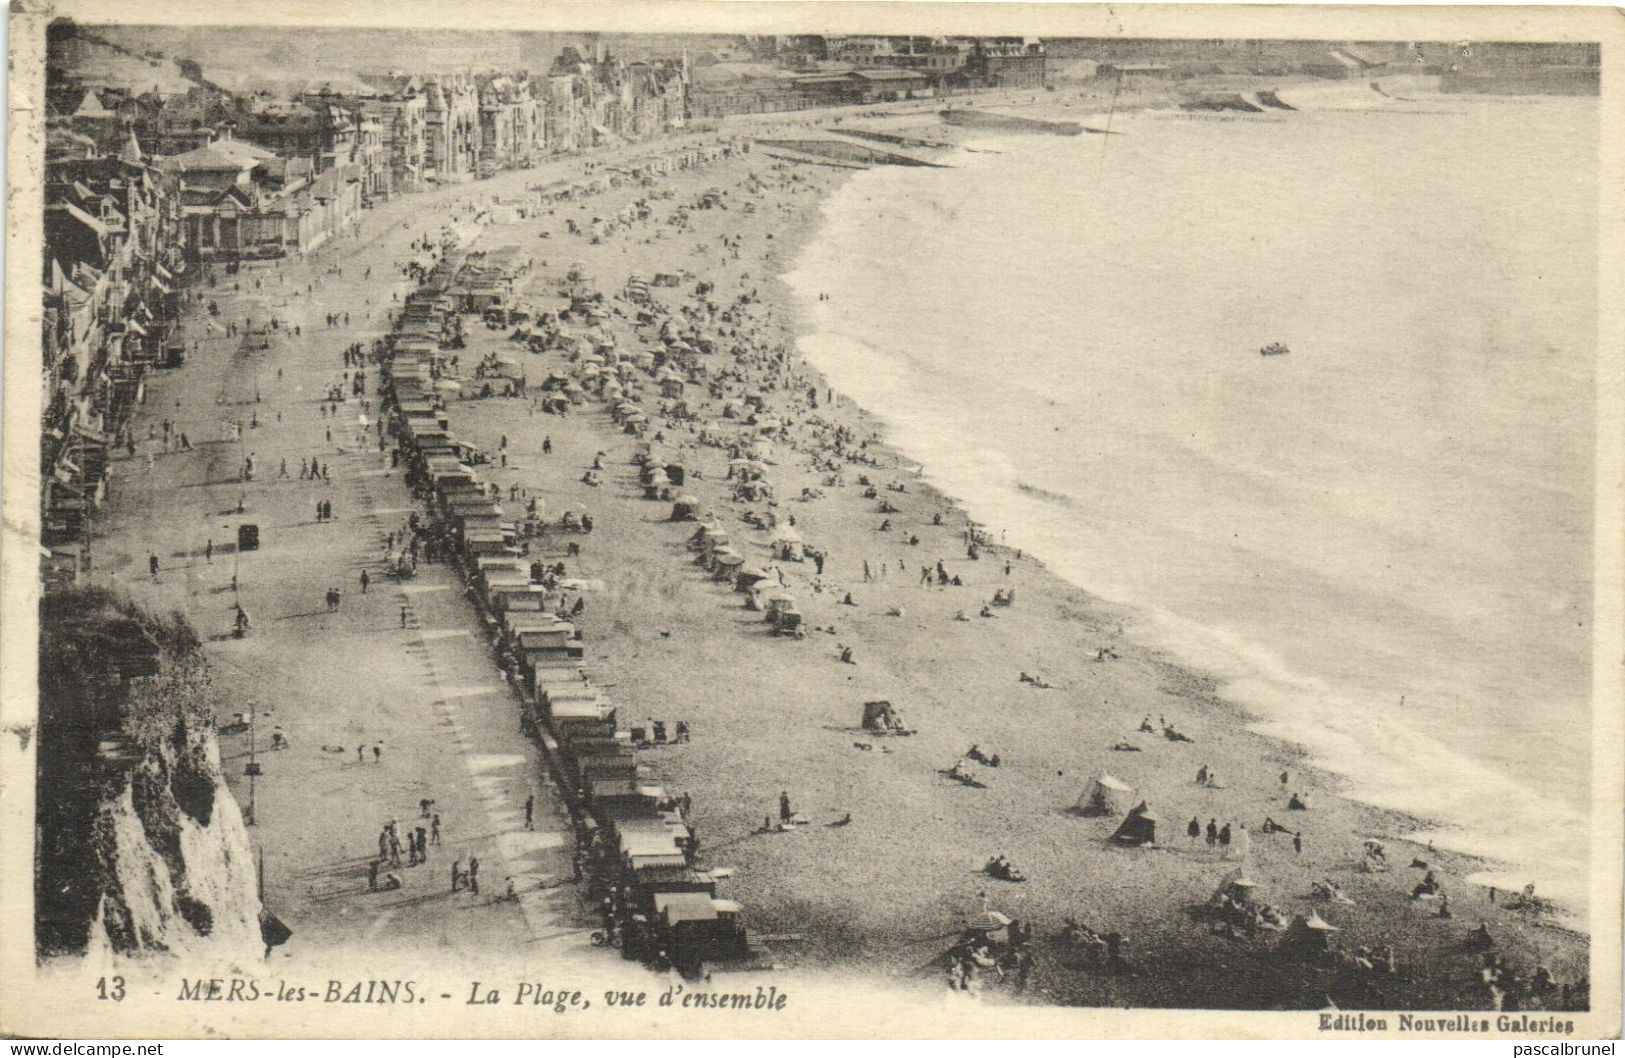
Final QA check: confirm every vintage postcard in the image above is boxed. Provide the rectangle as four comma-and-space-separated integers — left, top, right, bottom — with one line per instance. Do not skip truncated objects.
3, 0, 1621, 1041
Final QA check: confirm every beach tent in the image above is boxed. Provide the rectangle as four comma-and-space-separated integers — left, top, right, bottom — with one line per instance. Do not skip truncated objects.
1075, 773, 1136, 817
670, 494, 701, 521
862, 700, 898, 732
1281, 912, 1339, 956
770, 525, 805, 562
1210, 869, 1261, 905
1110, 801, 1159, 846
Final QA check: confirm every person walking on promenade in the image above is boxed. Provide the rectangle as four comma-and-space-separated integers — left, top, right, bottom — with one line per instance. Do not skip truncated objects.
468, 855, 480, 895
360, 569, 369, 594
779, 791, 793, 825
524, 794, 534, 831
372, 744, 381, 764
431, 814, 441, 846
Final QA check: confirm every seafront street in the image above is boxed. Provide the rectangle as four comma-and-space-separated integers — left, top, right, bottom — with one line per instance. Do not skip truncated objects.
86, 160, 603, 962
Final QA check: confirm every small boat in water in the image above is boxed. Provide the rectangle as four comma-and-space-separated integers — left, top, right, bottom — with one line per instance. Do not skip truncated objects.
1259, 342, 1291, 357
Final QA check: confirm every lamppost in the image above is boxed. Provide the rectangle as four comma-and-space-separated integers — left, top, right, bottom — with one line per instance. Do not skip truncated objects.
244, 698, 260, 826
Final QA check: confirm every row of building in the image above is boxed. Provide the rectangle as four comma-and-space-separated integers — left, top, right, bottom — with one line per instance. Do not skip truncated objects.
40, 136, 185, 576
686, 38, 1048, 118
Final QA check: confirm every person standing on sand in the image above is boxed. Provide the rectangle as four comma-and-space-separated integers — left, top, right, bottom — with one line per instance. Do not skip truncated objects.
368, 859, 379, 892
1294, 832, 1303, 855
468, 855, 480, 895
779, 791, 793, 824
431, 814, 441, 845
1188, 818, 1201, 843
524, 794, 534, 831
1206, 819, 1218, 846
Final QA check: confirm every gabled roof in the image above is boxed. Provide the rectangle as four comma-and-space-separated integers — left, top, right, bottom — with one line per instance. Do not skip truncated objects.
158, 138, 278, 173
73, 89, 115, 119
51, 201, 111, 238
118, 128, 144, 165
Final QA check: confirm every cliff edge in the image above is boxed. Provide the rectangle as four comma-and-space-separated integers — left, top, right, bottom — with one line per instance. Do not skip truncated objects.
37, 588, 269, 963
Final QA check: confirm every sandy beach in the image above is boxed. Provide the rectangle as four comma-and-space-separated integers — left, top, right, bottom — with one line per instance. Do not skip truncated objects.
412, 106, 1590, 1009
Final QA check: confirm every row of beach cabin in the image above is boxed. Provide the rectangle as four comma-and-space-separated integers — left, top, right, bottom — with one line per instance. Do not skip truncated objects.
381, 265, 772, 979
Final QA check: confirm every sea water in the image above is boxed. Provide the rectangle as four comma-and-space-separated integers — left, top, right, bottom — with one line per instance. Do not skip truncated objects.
786, 94, 1597, 919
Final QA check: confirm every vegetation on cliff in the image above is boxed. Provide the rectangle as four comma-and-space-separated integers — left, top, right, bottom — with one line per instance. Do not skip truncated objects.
37, 587, 259, 959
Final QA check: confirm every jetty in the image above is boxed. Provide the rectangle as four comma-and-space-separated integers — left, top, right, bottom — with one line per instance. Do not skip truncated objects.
938, 109, 1084, 135
754, 136, 951, 169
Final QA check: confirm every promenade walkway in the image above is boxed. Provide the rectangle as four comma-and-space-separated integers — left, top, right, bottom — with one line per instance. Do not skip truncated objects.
87, 163, 595, 964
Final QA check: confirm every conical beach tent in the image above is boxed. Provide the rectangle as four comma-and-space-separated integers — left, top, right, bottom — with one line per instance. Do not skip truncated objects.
1281, 911, 1339, 955
1211, 868, 1261, 904
1075, 773, 1135, 817
1110, 801, 1159, 846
